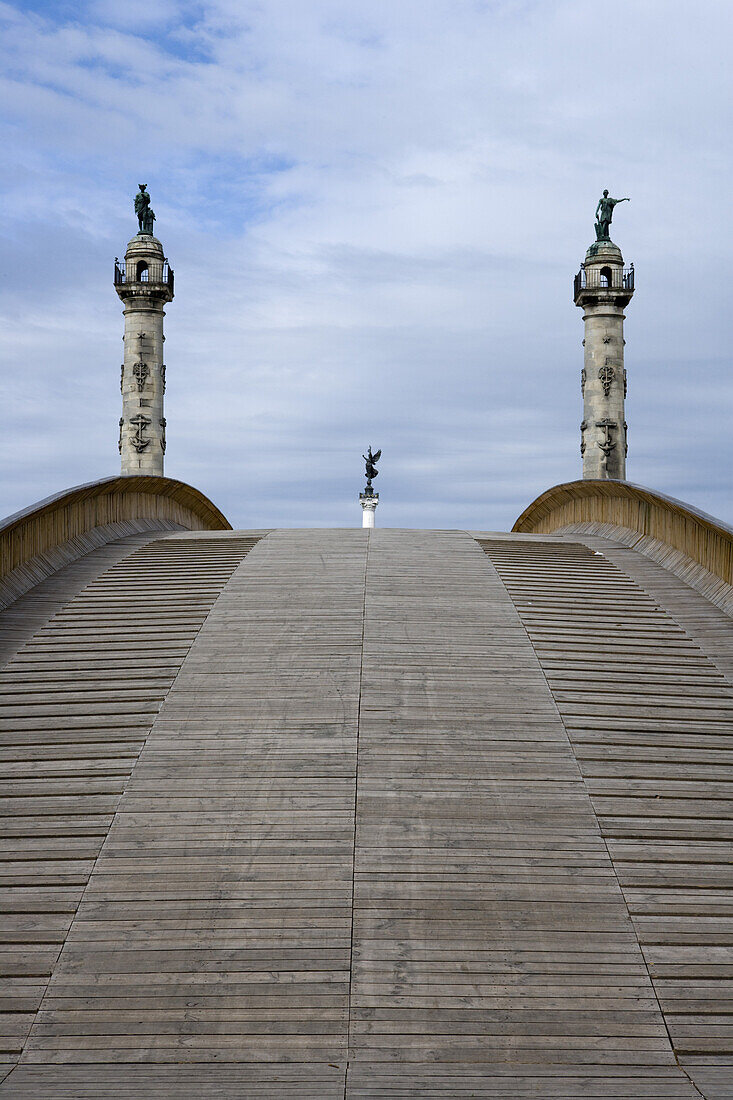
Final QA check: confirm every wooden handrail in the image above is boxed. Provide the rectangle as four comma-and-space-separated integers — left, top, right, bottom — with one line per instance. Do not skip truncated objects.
513, 478, 733, 609
0, 475, 231, 609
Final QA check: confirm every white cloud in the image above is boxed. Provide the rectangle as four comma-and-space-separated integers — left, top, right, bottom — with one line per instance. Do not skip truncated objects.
0, 0, 732, 529
87, 0, 180, 31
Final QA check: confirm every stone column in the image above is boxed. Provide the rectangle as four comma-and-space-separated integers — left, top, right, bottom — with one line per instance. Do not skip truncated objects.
115, 234, 174, 476
573, 241, 634, 480
360, 491, 379, 528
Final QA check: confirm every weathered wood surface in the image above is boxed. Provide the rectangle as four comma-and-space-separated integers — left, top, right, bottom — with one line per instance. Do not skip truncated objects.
0, 532, 167, 671
0, 530, 704, 1097
7, 530, 365, 1097
0, 475, 232, 612
512, 478, 733, 617
0, 533, 259, 1084
482, 536, 733, 1099
574, 532, 733, 689
347, 531, 694, 1097
567, 533, 733, 1099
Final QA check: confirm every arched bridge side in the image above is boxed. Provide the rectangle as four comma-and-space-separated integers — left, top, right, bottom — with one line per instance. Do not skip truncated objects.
513, 478, 733, 616
0, 475, 231, 610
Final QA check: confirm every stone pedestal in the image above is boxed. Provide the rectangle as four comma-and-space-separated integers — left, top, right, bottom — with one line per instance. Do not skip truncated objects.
574, 240, 634, 480
115, 234, 174, 476
360, 491, 379, 528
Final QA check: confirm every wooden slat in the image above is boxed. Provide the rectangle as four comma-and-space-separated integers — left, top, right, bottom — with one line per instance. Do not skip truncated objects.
14, 530, 366, 1082
511, 478, 733, 617
0, 533, 169, 671
482, 535, 733, 1097
0, 529, 708, 1097
0, 475, 234, 611
0, 534, 260, 1079
345, 531, 692, 1095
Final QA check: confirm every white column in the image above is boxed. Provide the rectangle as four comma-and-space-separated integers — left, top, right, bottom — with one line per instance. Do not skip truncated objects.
360, 493, 378, 528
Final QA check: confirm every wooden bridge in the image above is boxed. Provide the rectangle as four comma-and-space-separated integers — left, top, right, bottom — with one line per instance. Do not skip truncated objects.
1, 479, 732, 1097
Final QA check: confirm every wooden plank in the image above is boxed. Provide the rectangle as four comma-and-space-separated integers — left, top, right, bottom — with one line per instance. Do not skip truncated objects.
19, 530, 367, 1076
0, 528, 710, 1096
343, 531, 685, 1094
0, 534, 260, 1078
482, 534, 733, 1091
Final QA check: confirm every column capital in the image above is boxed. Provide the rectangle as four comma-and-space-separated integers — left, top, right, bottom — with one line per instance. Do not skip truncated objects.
360, 492, 379, 528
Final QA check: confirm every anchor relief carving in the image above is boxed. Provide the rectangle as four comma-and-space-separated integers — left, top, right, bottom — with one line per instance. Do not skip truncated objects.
129, 414, 151, 452
595, 417, 617, 457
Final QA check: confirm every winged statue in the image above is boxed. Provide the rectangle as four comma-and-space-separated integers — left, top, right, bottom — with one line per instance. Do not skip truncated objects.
363, 446, 381, 486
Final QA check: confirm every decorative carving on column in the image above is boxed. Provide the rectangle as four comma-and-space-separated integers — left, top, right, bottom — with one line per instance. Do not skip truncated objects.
598, 362, 615, 397
160, 418, 167, 453
133, 362, 149, 392
130, 414, 151, 452
118, 417, 123, 454
595, 417, 617, 457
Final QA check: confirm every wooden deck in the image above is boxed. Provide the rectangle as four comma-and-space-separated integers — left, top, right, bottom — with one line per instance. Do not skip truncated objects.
0, 534, 261, 1087
2, 528, 731, 1096
482, 536, 733, 1099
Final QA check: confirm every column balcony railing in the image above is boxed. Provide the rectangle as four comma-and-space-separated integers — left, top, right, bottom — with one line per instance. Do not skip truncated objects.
114, 260, 174, 292
574, 264, 634, 297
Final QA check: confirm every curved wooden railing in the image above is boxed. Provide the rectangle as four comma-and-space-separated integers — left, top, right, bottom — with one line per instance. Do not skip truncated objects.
0, 476, 231, 609
513, 479, 733, 613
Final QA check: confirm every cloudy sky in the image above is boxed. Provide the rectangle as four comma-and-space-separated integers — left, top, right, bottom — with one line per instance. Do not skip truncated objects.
1, 0, 731, 530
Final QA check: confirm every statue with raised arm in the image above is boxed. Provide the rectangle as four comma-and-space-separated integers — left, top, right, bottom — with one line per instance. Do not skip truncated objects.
134, 184, 156, 235
595, 189, 629, 241
363, 446, 381, 488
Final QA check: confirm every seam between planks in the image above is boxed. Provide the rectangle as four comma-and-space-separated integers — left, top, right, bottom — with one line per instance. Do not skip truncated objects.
344, 528, 370, 1099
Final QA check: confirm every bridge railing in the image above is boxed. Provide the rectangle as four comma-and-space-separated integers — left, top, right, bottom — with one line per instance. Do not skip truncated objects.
513, 478, 733, 614
0, 476, 230, 611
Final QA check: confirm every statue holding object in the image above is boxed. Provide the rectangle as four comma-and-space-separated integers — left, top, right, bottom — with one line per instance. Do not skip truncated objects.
134, 184, 156, 235
594, 190, 629, 242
